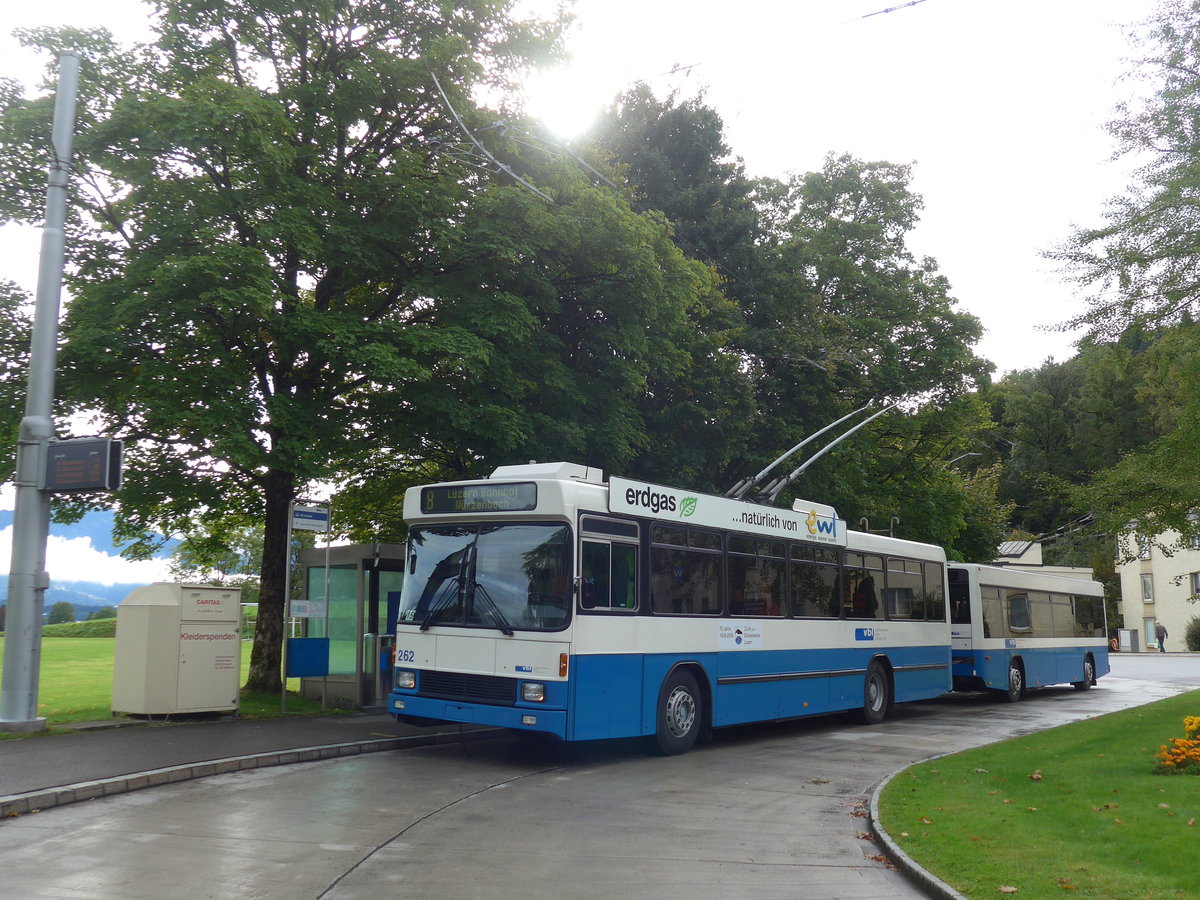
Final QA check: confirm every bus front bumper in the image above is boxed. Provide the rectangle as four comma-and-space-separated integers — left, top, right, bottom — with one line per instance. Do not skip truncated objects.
390, 692, 568, 738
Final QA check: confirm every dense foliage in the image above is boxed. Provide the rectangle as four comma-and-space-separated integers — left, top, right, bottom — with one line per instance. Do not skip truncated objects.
41, 617, 117, 638
1, 1, 1083, 691
1186, 616, 1200, 652
45, 601, 76, 625
1048, 0, 1200, 549
586, 90, 1002, 558
0, 0, 570, 690
0, 279, 32, 477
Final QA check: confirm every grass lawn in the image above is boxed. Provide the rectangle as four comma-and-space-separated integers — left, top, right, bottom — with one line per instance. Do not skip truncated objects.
0, 634, 325, 734
878, 689, 1200, 900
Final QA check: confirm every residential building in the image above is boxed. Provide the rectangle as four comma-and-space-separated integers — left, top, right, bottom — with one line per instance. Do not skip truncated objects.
1115, 530, 1200, 651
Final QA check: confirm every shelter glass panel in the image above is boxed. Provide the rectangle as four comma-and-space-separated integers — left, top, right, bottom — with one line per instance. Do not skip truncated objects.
306, 565, 359, 675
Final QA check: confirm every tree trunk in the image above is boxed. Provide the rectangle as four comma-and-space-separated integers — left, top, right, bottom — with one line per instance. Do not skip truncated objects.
245, 469, 295, 693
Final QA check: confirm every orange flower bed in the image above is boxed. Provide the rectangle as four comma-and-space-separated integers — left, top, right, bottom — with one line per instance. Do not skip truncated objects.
1156, 716, 1200, 772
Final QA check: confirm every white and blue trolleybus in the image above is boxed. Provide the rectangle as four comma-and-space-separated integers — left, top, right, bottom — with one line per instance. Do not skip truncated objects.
389, 462, 955, 753
948, 563, 1108, 701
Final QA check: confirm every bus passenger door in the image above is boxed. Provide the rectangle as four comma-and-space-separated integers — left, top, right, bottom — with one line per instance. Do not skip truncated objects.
571, 532, 644, 741
948, 568, 976, 687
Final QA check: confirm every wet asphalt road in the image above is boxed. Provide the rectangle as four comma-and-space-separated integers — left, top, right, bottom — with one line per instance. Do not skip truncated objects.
0, 653, 1196, 900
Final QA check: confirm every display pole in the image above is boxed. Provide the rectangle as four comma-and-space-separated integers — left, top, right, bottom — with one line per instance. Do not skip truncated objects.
0, 53, 81, 733
281, 502, 295, 714
321, 502, 331, 712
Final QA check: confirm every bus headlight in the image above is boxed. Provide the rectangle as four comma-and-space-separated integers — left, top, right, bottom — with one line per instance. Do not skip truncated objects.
521, 682, 546, 703
395, 670, 416, 690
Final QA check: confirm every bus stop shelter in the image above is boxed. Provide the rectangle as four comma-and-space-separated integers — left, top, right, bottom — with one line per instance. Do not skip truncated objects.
295, 543, 405, 708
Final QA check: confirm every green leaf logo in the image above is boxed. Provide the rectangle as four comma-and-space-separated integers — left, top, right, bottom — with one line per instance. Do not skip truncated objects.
680, 497, 698, 518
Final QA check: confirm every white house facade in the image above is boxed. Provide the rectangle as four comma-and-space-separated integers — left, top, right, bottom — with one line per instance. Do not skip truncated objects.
1116, 531, 1200, 652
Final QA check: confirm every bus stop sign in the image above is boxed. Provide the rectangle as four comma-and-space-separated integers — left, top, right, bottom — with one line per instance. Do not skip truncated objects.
291, 505, 330, 532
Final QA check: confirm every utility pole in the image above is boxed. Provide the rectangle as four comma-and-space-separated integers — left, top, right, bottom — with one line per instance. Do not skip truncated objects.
1, 53, 81, 732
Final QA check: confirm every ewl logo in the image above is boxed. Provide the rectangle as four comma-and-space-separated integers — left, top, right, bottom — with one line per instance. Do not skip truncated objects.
854, 627, 875, 641
804, 510, 838, 537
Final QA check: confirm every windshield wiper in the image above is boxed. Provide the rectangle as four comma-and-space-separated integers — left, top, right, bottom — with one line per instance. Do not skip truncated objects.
419, 576, 462, 632
470, 582, 515, 636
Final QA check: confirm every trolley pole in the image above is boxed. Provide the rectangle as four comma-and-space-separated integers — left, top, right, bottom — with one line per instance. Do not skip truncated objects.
1, 53, 82, 732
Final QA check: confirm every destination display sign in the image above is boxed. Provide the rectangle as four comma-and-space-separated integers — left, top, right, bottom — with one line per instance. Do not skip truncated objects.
420, 482, 538, 514
42, 438, 123, 492
608, 476, 846, 546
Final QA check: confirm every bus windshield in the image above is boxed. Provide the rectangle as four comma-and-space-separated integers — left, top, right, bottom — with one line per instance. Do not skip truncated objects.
398, 523, 571, 632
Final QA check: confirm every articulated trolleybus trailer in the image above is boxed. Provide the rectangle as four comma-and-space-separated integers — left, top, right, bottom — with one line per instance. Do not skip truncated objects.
389, 462, 953, 754
948, 563, 1108, 701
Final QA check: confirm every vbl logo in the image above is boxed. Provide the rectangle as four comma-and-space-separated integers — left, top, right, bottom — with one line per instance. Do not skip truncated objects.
855, 627, 875, 641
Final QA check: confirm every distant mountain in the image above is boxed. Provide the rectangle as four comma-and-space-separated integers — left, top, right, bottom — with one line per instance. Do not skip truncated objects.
0, 575, 146, 618
1, 508, 174, 621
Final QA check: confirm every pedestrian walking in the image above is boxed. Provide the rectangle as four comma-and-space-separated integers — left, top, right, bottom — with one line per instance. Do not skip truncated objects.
1155, 620, 1168, 652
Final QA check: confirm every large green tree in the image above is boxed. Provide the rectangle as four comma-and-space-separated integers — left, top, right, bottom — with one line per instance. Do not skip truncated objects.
45, 601, 75, 625
0, 0, 567, 691
592, 91, 999, 548
1051, 0, 1200, 543
982, 334, 1161, 536
588, 86, 758, 491
592, 91, 992, 475
0, 279, 32, 479
1073, 323, 1200, 546
334, 146, 740, 537
1057, 1, 1200, 338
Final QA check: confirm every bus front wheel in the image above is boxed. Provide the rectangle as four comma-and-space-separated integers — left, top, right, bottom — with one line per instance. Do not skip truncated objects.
860, 660, 890, 725
654, 670, 702, 755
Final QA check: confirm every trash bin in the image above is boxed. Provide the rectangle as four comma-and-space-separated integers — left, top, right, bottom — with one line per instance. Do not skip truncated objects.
112, 583, 242, 715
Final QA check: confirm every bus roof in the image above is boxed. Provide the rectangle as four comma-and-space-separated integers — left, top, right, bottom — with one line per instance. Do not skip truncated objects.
949, 562, 1103, 595
490, 462, 605, 484
845, 528, 947, 562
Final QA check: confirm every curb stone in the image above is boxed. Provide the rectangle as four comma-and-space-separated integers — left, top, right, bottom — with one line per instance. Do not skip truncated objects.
869, 769, 971, 900
1, 728, 499, 819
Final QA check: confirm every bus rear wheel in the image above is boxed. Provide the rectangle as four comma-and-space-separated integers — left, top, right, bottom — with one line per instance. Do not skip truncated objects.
860, 660, 890, 725
1002, 660, 1024, 703
654, 670, 702, 755
1072, 656, 1095, 691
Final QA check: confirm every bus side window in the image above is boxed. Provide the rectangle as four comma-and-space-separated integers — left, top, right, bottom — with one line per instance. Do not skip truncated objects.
925, 562, 946, 621
581, 540, 638, 611
581, 541, 610, 609
950, 591, 971, 624
844, 553, 883, 619
611, 543, 637, 609
1007, 591, 1032, 632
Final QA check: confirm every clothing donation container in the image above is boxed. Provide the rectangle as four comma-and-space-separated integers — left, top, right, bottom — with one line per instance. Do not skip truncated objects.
112, 583, 242, 715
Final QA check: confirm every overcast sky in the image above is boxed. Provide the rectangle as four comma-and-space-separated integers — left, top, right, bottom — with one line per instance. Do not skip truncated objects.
1, 0, 1159, 372
522, 0, 1159, 374
0, 0, 1163, 579
0, 499, 173, 584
